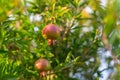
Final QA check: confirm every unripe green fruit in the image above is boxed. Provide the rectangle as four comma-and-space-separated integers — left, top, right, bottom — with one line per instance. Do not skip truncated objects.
42, 24, 60, 40
35, 59, 51, 71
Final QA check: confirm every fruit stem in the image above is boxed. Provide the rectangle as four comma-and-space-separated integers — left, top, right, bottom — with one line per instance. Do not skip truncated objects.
47, 39, 55, 46
40, 71, 47, 79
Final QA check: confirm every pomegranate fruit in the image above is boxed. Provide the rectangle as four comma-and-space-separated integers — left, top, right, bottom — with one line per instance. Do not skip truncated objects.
42, 24, 60, 40
35, 58, 51, 71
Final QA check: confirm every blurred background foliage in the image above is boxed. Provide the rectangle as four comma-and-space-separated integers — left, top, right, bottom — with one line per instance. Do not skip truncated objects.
0, 0, 120, 80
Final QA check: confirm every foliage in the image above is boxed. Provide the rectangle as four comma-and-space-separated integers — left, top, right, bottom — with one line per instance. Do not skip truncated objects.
0, 0, 120, 80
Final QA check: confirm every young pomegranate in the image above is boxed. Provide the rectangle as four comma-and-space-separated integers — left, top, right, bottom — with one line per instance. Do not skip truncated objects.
35, 58, 51, 71
42, 24, 60, 40
35, 58, 51, 77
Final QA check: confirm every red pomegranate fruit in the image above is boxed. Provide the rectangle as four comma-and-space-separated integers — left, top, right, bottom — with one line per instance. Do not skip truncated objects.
42, 24, 60, 40
35, 58, 51, 71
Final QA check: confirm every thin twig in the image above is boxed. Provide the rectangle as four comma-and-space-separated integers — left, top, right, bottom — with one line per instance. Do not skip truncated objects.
102, 33, 119, 65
